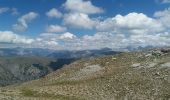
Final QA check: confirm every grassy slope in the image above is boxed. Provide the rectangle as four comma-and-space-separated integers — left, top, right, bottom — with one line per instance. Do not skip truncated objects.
0, 49, 170, 100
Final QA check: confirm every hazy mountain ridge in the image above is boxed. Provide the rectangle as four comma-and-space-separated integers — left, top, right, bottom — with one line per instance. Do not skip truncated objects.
0, 47, 121, 58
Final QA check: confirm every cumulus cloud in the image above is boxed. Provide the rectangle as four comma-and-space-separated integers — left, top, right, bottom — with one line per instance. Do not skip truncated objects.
32, 33, 60, 49
63, 12, 96, 29
63, 0, 103, 14
95, 18, 114, 31
0, 7, 9, 14
46, 8, 62, 18
31, 32, 78, 49
112, 13, 162, 31
0, 31, 34, 44
82, 32, 116, 49
78, 31, 170, 50
59, 32, 76, 40
129, 32, 170, 47
89, 12, 170, 50
45, 40, 58, 46
96, 13, 164, 34
45, 25, 67, 33
154, 7, 170, 29
39, 32, 76, 41
13, 12, 38, 32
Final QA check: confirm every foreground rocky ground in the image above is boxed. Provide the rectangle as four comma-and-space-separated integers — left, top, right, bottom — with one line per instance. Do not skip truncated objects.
0, 48, 170, 100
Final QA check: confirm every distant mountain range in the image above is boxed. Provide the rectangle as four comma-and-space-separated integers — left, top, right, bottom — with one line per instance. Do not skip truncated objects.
0, 47, 120, 59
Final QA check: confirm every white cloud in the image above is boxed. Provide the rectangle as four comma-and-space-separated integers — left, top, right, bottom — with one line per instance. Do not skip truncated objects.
45, 40, 58, 46
39, 32, 76, 42
31, 33, 61, 49
0, 7, 9, 14
45, 25, 67, 33
0, 31, 34, 44
13, 12, 38, 32
31, 32, 78, 49
92, 12, 170, 50
161, 0, 170, 3
63, 0, 103, 14
129, 32, 170, 47
113, 13, 162, 30
78, 31, 170, 50
96, 18, 114, 31
39, 33, 59, 41
97, 12, 164, 34
63, 12, 96, 29
46, 8, 62, 18
59, 32, 76, 40
80, 32, 129, 50
154, 7, 170, 29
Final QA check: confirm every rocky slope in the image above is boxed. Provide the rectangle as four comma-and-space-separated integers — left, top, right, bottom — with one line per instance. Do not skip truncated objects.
0, 48, 170, 100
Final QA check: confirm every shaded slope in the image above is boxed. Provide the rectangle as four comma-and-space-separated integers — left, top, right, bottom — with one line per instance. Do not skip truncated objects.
0, 56, 55, 86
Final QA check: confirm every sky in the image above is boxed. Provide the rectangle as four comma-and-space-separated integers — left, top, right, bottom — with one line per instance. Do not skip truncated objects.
0, 0, 170, 50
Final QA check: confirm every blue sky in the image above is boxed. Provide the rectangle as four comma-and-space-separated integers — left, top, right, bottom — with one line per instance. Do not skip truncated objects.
0, 0, 170, 50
